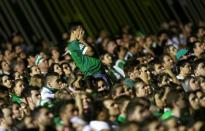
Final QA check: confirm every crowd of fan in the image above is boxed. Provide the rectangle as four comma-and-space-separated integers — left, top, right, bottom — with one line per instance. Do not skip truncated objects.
1, 20, 205, 131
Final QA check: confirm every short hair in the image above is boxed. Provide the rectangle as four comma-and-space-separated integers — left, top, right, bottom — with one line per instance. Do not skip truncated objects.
23, 86, 39, 98
176, 59, 190, 74
54, 99, 75, 116
67, 22, 83, 34
45, 72, 59, 85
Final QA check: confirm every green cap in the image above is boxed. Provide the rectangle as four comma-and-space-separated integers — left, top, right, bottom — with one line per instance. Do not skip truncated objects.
176, 49, 188, 60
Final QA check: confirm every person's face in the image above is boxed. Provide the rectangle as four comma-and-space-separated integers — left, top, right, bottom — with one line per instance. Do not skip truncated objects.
30, 90, 41, 105
129, 105, 150, 122
54, 64, 63, 75
81, 94, 91, 110
51, 49, 60, 59
12, 104, 21, 119
154, 64, 164, 74
14, 72, 23, 80
63, 104, 75, 121
31, 66, 41, 76
148, 121, 165, 131
163, 55, 173, 69
181, 64, 191, 75
15, 81, 25, 96
176, 94, 186, 109
73, 26, 84, 40
107, 41, 117, 54
196, 91, 205, 107
169, 46, 177, 55
114, 86, 125, 98
2, 75, 12, 88
135, 82, 152, 97
189, 78, 200, 91
139, 66, 150, 80
129, 67, 139, 80
102, 53, 112, 65
189, 93, 200, 110
2, 108, 13, 126
194, 42, 204, 54
195, 63, 205, 77
38, 59, 48, 70
1, 61, 10, 72
62, 64, 71, 75
199, 78, 205, 92
38, 108, 53, 126
15, 63, 25, 74
97, 80, 106, 92
48, 76, 61, 89
103, 99, 119, 116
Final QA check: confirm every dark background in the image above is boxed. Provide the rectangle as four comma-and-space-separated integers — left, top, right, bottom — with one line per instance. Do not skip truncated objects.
0, 0, 205, 45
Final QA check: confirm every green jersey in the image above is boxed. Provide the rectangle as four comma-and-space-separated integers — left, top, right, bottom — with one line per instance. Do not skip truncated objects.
67, 40, 102, 77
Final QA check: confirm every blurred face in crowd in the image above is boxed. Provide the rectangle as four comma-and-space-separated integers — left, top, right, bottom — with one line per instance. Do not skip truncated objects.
168, 45, 177, 56
14, 72, 23, 80
189, 78, 200, 91
97, 80, 106, 92
30, 90, 41, 105
196, 91, 205, 107
139, 66, 151, 81
103, 99, 119, 116
194, 42, 204, 55
37, 108, 53, 126
30, 65, 41, 77
106, 41, 117, 54
62, 64, 71, 76
101, 53, 113, 66
112, 86, 125, 98
199, 77, 205, 92
163, 55, 174, 69
14, 63, 25, 75
4, 49, 15, 61
38, 58, 49, 72
180, 63, 191, 76
195, 62, 205, 77
2, 108, 13, 126
48, 76, 61, 89
147, 121, 165, 131
135, 82, 152, 97
14, 80, 25, 96
129, 67, 139, 80
175, 93, 186, 109
2, 75, 12, 88
154, 64, 164, 75
189, 92, 200, 110
128, 105, 150, 122
1, 61, 10, 73
61, 103, 75, 121
81, 93, 91, 110
12, 103, 22, 120
54, 64, 63, 76
51, 48, 60, 60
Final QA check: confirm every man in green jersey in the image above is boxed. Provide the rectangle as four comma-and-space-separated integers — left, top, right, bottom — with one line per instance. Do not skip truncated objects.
64, 22, 110, 89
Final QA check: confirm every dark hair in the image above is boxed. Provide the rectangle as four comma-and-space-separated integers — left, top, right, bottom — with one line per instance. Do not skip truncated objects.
45, 72, 59, 85
67, 22, 83, 34
23, 86, 39, 98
